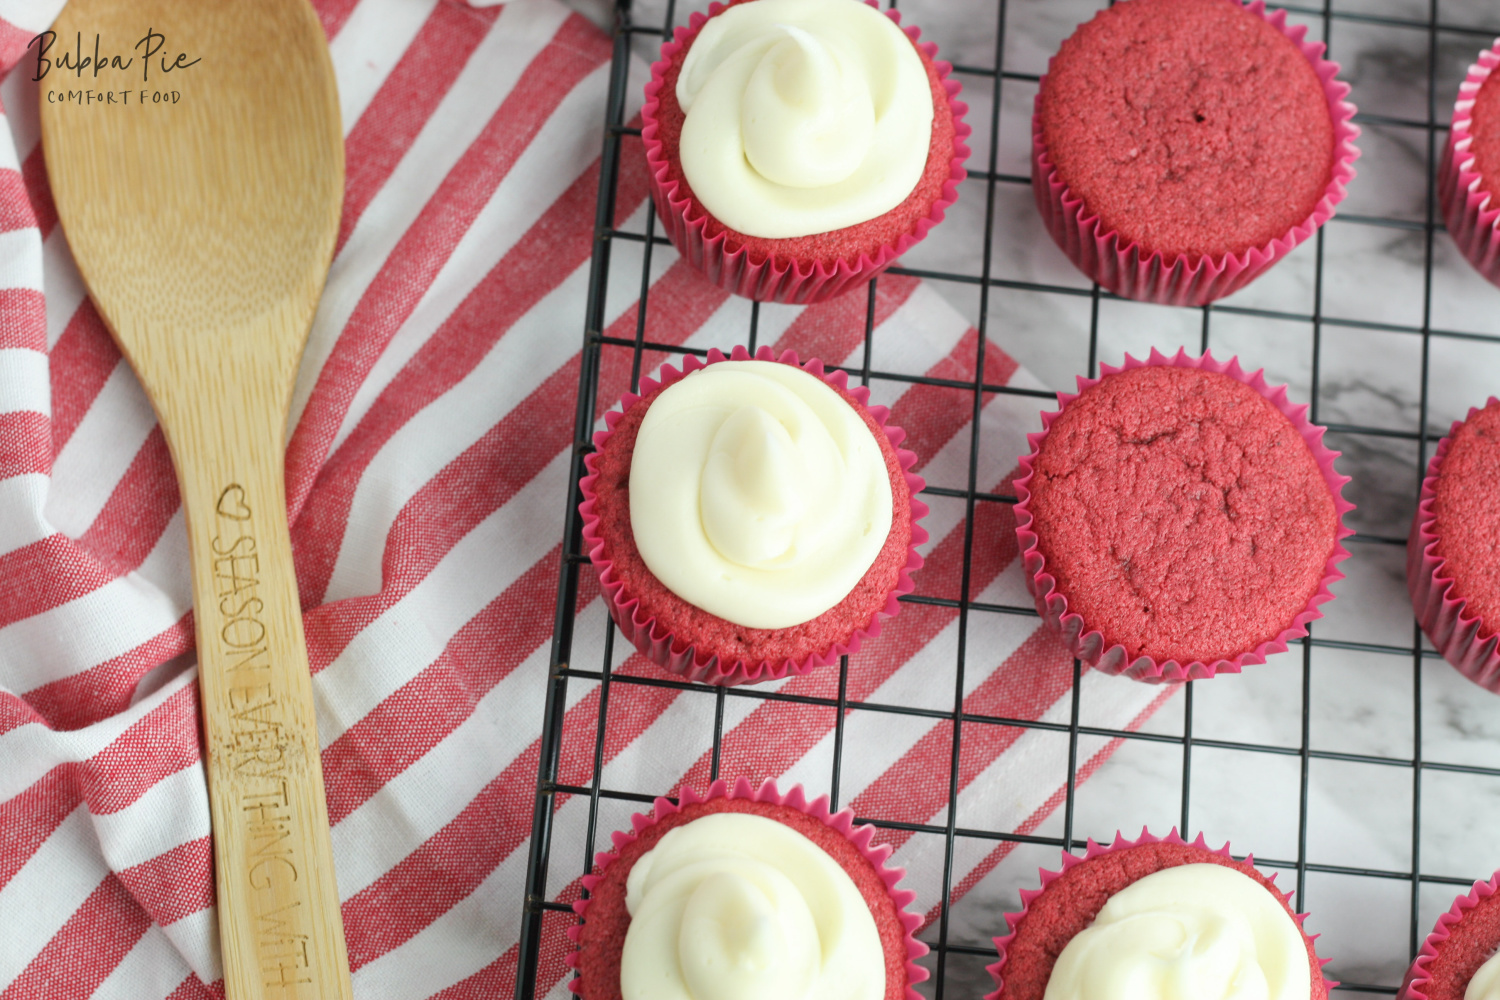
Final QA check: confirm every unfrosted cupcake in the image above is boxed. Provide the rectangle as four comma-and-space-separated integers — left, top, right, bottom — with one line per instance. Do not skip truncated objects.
579, 346, 927, 686
1400, 872, 1500, 1000
1014, 350, 1353, 682
986, 830, 1332, 1000
1033, 0, 1359, 305
642, 0, 969, 304
1439, 39, 1500, 288
1408, 398, 1500, 691
567, 779, 927, 1000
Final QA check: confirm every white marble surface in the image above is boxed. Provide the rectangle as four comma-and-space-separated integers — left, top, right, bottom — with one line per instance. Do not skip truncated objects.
564, 0, 1500, 996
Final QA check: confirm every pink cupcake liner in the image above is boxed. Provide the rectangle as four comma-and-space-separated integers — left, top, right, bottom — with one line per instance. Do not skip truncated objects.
1438, 40, 1500, 289
1013, 347, 1355, 683
1406, 398, 1500, 692
578, 344, 929, 687
1031, 0, 1361, 306
984, 828, 1335, 1000
1398, 870, 1500, 1000
640, 1, 971, 305
565, 777, 930, 999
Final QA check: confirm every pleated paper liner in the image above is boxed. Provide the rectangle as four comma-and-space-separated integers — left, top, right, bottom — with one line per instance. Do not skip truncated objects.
1438, 39, 1500, 288
1407, 398, 1500, 692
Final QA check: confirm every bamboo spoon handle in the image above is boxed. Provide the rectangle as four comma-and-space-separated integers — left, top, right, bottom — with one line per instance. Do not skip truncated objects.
163, 361, 351, 1000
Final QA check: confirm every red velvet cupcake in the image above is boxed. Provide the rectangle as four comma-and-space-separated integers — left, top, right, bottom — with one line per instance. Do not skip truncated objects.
1439, 40, 1500, 288
986, 831, 1333, 1000
566, 779, 927, 1000
1399, 872, 1500, 1000
579, 346, 927, 686
642, 0, 969, 304
1408, 398, 1500, 692
1033, 0, 1359, 305
1014, 349, 1353, 682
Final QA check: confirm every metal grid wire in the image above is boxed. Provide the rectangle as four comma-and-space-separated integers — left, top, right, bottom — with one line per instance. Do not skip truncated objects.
516, 1, 1500, 997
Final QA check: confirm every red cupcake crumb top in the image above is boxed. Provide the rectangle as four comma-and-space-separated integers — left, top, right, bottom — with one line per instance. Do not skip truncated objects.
652, 0, 958, 267
1028, 365, 1337, 665
1411, 886, 1500, 1000
574, 796, 910, 1000
591, 371, 912, 669
1471, 68, 1500, 203
995, 841, 1327, 1000
1431, 400, 1500, 644
1038, 0, 1334, 261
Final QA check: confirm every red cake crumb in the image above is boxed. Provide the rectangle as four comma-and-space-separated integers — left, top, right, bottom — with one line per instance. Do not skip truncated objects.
995, 841, 1327, 1000
1038, 0, 1334, 261
653, 0, 958, 267
1417, 889, 1500, 1000
1431, 400, 1500, 644
574, 797, 910, 1000
1028, 365, 1337, 665
591, 372, 911, 669
1472, 70, 1500, 208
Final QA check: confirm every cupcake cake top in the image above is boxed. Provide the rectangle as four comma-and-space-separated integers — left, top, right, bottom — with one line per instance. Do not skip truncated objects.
1472, 60, 1500, 201
1430, 399, 1500, 643
674, 0, 934, 239
990, 834, 1328, 1000
570, 782, 924, 1000
620, 812, 885, 1000
1405, 873, 1500, 1000
1038, 0, 1335, 260
1027, 363, 1338, 665
1045, 864, 1310, 1000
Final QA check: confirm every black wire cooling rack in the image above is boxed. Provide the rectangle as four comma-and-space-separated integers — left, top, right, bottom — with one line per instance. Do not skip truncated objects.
516, 1, 1500, 997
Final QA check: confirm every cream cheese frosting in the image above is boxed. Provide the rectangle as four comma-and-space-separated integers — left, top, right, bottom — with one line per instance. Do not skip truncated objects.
1468, 949, 1500, 1000
674, 0, 934, 239
620, 812, 885, 1000
1044, 863, 1310, 1000
628, 360, 893, 630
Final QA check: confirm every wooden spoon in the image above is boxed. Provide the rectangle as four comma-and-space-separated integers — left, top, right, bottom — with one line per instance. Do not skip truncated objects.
39, 2, 350, 997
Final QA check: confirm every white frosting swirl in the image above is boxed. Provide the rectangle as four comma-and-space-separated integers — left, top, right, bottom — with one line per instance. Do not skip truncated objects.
628, 360, 894, 630
1468, 949, 1500, 1000
1044, 864, 1311, 1000
620, 812, 885, 1000
675, 0, 935, 238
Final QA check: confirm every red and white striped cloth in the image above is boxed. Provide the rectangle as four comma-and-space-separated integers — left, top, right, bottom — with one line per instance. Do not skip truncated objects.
0, 1, 1175, 996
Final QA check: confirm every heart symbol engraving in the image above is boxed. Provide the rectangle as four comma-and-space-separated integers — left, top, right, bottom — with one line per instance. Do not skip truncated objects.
216, 484, 252, 521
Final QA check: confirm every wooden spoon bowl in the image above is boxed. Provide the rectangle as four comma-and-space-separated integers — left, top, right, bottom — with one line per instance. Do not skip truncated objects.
40, 1, 349, 997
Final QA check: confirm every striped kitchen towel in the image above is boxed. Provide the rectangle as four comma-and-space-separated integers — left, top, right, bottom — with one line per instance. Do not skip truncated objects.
0, 1, 1171, 997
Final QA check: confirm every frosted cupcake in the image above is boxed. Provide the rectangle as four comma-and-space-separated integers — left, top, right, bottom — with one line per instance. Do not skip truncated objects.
1400, 871, 1500, 1000
987, 830, 1332, 1000
1014, 350, 1353, 682
1033, 0, 1359, 305
579, 346, 927, 686
641, 0, 969, 304
1439, 39, 1500, 288
567, 779, 927, 1000
1408, 398, 1500, 691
